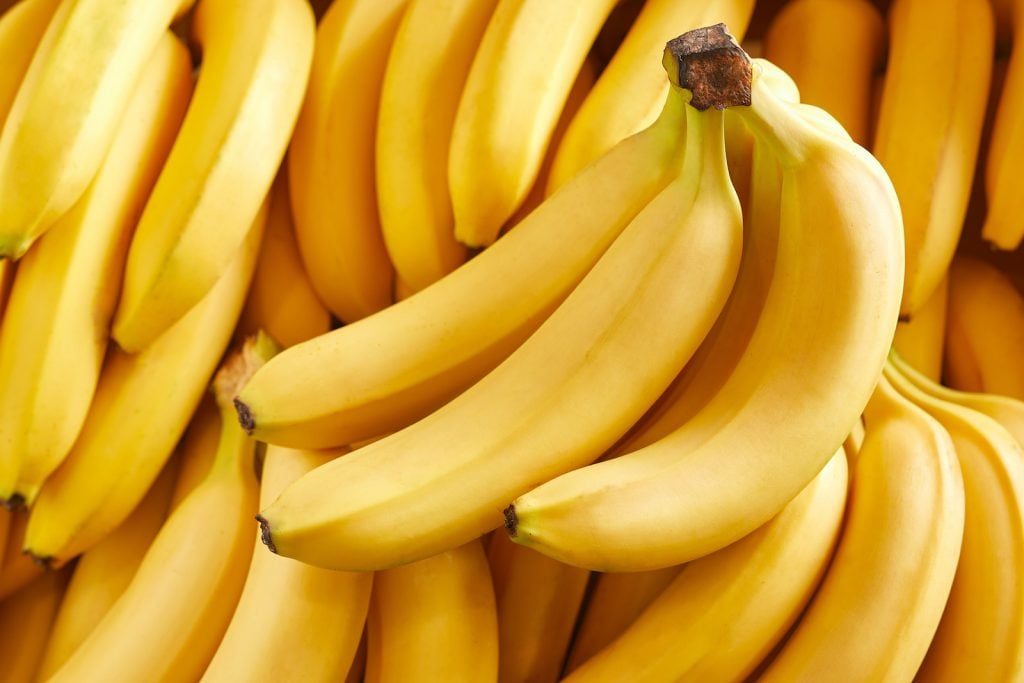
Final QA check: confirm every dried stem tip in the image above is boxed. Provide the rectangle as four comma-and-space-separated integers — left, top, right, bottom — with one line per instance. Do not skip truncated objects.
664, 23, 752, 111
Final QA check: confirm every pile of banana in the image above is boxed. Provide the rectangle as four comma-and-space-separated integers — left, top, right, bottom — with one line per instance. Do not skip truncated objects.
0, 0, 1021, 680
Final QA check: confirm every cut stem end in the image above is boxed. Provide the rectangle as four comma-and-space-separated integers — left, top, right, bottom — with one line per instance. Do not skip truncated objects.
664, 23, 752, 111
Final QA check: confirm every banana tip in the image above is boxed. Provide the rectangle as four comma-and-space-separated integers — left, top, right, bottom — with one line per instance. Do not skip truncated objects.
503, 505, 518, 537
2, 493, 25, 511
256, 514, 277, 553
234, 397, 255, 435
26, 551, 53, 570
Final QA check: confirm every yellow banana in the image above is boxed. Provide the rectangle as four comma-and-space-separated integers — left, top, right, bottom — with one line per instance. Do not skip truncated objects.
201, 445, 373, 682
759, 376, 964, 681
237, 64, 691, 450
566, 449, 847, 682
169, 397, 221, 510
48, 336, 271, 683
885, 358, 1024, 680
238, 172, 332, 349
0, 0, 194, 258
873, 0, 993, 317
24, 212, 265, 566
508, 59, 903, 571
448, 0, 619, 246
364, 540, 497, 682
487, 533, 589, 683
564, 566, 682, 674
844, 417, 866, 464
546, 0, 756, 192
111, 0, 313, 353
983, 0, 1024, 249
893, 273, 948, 382
0, 32, 192, 508
0, 567, 69, 682
288, 0, 406, 323
0, 0, 59, 126
944, 256, 1024, 397
763, 0, 884, 146
36, 459, 179, 680
377, 0, 497, 291
255, 34, 747, 571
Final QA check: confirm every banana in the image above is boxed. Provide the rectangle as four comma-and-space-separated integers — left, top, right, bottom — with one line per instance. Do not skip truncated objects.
892, 273, 948, 382
487, 533, 589, 683
448, 0, 619, 247
287, 0, 406, 323
546, 0, 756, 192
0, 567, 69, 682
983, 0, 1024, 249
884, 361, 1024, 680
364, 539, 497, 682
376, 0, 497, 292
47, 336, 271, 683
0, 0, 195, 258
0, 0, 59, 125
563, 566, 682, 674
844, 417, 867, 464
236, 62, 691, 450
110, 0, 313, 353
201, 445, 373, 682
36, 459, 179, 680
254, 32, 747, 571
566, 449, 846, 682
508, 59, 903, 572
763, 0, 884, 146
873, 0, 993, 317
238, 172, 332, 349
24, 211, 265, 566
758, 376, 964, 681
0, 32, 192, 508
169, 397, 221, 510
944, 256, 1024, 397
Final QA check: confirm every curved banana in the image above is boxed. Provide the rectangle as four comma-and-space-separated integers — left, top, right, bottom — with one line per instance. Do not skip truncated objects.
288, 0, 406, 323
508, 61, 903, 572
111, 0, 314, 352
448, 0, 619, 247
36, 459, 179, 680
488, 534, 589, 683
364, 539, 497, 682
944, 256, 1024, 398
546, 0, 756, 192
763, 0, 883, 146
0, 0, 194, 258
885, 360, 1024, 680
564, 566, 682, 674
201, 445, 373, 682
236, 68, 691, 450
47, 337, 270, 683
873, 0, 993, 317
24, 212, 264, 566
377, 0, 496, 291
238, 172, 331, 349
567, 450, 847, 682
254, 36, 746, 571
0, 567, 69, 682
0, 32, 192, 508
984, 0, 1024, 249
759, 376, 964, 681
892, 273, 948, 382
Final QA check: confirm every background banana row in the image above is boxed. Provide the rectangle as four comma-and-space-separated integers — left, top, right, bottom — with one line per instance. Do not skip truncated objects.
0, 0, 1020, 681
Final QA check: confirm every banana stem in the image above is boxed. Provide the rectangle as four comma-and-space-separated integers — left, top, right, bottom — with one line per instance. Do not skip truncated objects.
662, 23, 752, 111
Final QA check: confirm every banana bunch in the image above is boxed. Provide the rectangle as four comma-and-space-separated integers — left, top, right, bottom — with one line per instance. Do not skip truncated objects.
4, 0, 1024, 679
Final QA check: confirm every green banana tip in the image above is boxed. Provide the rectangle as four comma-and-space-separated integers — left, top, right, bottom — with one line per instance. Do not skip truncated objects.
663, 23, 752, 112
503, 505, 518, 538
255, 514, 277, 554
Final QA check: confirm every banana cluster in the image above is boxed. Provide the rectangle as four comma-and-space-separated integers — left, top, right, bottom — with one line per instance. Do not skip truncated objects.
0, 0, 1021, 680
